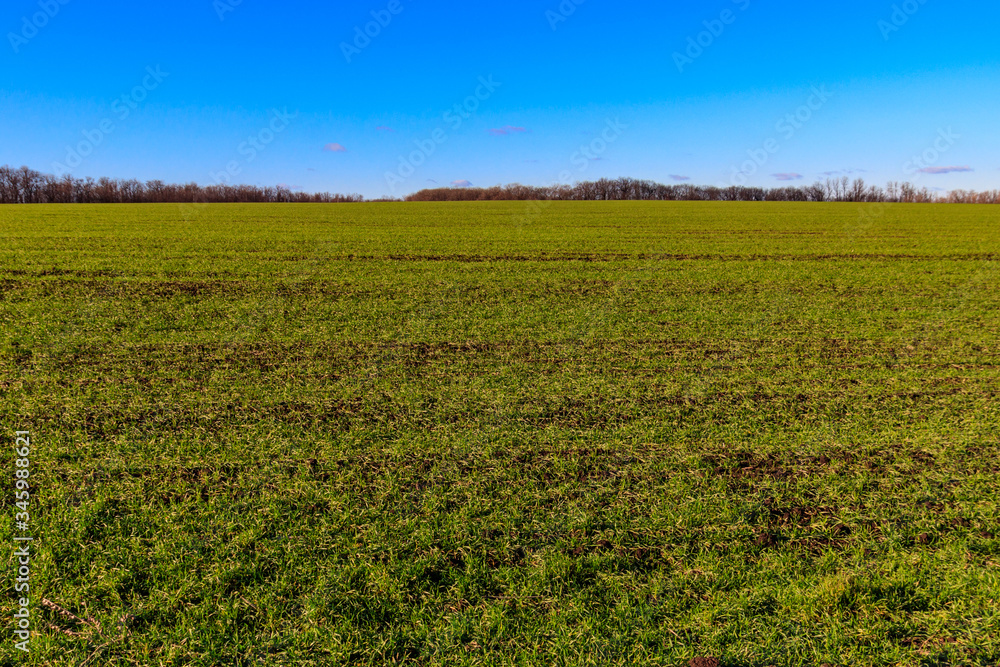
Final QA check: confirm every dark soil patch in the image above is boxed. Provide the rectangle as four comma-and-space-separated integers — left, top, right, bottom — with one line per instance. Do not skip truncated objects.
689, 658, 721, 667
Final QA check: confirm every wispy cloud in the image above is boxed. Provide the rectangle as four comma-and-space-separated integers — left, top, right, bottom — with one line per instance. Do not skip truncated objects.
918, 165, 973, 175
822, 168, 867, 176
669, 174, 691, 182
488, 125, 527, 136
277, 183, 303, 191
376, 126, 394, 132
451, 179, 473, 188
323, 143, 347, 152
773, 173, 803, 181
306, 168, 316, 172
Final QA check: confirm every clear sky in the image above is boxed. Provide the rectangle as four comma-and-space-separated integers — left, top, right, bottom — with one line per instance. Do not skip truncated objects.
2, 0, 999, 198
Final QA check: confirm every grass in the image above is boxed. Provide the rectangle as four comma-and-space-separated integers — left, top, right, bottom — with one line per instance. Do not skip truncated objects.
1, 201, 999, 666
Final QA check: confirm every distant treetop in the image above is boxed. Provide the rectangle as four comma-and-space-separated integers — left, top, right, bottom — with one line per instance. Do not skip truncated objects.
2, 166, 996, 205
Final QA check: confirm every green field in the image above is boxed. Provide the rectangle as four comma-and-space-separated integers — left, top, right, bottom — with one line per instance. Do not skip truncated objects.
2, 201, 999, 666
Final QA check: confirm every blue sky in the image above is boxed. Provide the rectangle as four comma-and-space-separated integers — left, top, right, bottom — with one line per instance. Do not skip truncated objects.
2, 0, 999, 198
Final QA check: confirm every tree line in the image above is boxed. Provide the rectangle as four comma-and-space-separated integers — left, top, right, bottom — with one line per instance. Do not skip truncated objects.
406, 177, 1000, 204
4, 165, 1000, 205
0, 165, 366, 204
